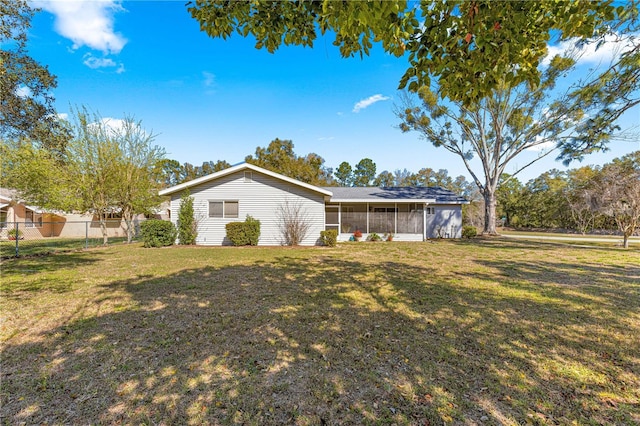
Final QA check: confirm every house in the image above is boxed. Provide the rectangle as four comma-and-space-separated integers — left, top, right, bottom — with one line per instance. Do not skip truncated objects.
159, 163, 468, 246
0, 188, 169, 240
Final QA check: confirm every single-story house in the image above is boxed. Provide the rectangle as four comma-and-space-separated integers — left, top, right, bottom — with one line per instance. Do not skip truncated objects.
159, 163, 468, 246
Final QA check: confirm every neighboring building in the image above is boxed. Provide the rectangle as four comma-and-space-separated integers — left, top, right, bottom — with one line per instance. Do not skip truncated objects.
159, 163, 468, 246
0, 188, 168, 240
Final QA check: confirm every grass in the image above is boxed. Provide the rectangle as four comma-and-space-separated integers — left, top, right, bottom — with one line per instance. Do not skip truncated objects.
0, 236, 130, 259
1, 239, 639, 425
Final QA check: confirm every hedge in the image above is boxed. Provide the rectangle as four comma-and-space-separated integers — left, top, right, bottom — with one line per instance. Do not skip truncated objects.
140, 220, 177, 247
226, 215, 261, 246
320, 229, 338, 247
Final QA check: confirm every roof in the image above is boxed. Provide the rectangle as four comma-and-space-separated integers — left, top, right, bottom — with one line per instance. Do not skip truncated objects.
322, 186, 468, 204
159, 162, 333, 197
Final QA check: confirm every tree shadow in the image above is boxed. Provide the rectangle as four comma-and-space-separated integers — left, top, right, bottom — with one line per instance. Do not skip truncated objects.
1, 249, 638, 424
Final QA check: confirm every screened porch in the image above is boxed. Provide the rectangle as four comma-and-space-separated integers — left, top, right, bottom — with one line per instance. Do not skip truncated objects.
325, 203, 425, 240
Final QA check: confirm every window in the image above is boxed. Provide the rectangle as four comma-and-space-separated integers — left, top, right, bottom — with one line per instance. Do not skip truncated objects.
0, 208, 7, 228
25, 210, 42, 228
209, 201, 238, 218
426, 207, 435, 215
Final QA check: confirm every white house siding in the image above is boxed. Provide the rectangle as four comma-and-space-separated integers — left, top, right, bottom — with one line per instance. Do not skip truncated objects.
425, 205, 463, 238
169, 170, 325, 246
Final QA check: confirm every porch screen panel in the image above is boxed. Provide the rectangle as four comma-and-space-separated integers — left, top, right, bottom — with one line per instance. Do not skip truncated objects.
397, 203, 424, 234
341, 205, 366, 233
370, 206, 395, 234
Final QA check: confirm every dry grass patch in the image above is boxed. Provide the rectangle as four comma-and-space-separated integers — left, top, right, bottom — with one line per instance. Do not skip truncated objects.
1, 240, 639, 425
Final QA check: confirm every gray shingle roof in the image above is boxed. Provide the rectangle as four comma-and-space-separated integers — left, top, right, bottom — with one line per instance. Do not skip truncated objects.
322, 186, 468, 204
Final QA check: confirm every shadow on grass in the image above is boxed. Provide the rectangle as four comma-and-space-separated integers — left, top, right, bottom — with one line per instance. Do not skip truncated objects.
1, 246, 638, 424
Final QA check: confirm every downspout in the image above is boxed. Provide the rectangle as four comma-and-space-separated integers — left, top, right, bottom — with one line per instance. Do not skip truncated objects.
366, 203, 369, 234
423, 203, 427, 241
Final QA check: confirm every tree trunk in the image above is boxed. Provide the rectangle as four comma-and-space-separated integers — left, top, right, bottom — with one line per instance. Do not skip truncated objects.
623, 232, 629, 249
123, 209, 133, 243
483, 190, 498, 235
99, 213, 109, 245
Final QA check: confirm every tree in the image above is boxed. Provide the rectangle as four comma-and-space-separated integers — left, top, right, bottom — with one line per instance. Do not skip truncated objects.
113, 118, 165, 243
1, 0, 70, 151
495, 174, 524, 227
564, 166, 602, 234
63, 108, 165, 244
397, 35, 637, 235
519, 170, 571, 229
245, 138, 332, 185
277, 198, 312, 246
592, 152, 640, 248
188, 1, 633, 106
353, 158, 376, 187
177, 190, 197, 245
373, 171, 395, 187
334, 161, 353, 186
65, 109, 122, 245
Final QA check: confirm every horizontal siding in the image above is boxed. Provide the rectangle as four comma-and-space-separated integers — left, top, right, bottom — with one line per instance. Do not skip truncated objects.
426, 204, 462, 238
169, 170, 325, 246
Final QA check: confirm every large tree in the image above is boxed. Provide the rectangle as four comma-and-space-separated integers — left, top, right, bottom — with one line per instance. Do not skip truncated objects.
112, 117, 166, 243
187, 1, 634, 106
65, 108, 165, 244
592, 152, 640, 248
245, 138, 332, 186
398, 37, 636, 234
1, 0, 69, 152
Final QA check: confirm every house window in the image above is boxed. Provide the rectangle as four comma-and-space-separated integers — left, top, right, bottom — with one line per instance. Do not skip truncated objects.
0, 208, 7, 228
25, 210, 42, 228
426, 207, 435, 215
244, 171, 252, 182
209, 201, 239, 218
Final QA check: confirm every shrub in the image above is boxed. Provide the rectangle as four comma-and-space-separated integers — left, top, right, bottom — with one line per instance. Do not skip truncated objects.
353, 229, 363, 240
177, 190, 197, 245
366, 232, 382, 242
226, 215, 261, 246
277, 199, 311, 246
320, 229, 338, 247
462, 225, 477, 239
8, 228, 23, 239
140, 220, 176, 247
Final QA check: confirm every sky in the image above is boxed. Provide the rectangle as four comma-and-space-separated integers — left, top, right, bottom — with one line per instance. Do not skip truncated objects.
27, 0, 640, 184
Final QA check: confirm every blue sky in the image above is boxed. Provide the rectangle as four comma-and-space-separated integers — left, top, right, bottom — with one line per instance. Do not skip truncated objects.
29, 0, 639, 184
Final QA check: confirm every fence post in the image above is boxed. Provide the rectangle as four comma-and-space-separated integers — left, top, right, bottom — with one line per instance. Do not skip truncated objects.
15, 222, 19, 257
85, 221, 89, 249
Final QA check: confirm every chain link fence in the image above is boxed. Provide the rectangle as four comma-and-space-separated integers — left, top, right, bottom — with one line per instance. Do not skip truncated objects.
0, 219, 146, 258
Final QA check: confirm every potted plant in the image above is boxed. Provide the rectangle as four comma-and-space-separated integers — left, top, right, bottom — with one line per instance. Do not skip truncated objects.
353, 229, 362, 241
8, 229, 23, 240
384, 233, 394, 242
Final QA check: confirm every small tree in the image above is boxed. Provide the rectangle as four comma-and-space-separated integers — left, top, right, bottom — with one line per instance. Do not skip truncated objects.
177, 190, 197, 245
277, 199, 311, 246
592, 152, 640, 249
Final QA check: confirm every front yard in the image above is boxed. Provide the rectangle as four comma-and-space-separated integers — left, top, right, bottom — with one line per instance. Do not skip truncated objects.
1, 240, 638, 424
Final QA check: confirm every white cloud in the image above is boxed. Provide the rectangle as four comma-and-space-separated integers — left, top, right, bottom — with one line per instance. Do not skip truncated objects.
526, 135, 556, 152
203, 71, 216, 87
317, 136, 335, 141
83, 55, 116, 69
543, 33, 638, 67
82, 53, 125, 72
41, 0, 127, 54
353, 94, 390, 113
57, 113, 69, 121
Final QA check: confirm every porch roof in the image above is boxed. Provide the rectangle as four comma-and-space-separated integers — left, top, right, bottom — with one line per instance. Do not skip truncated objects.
323, 186, 468, 204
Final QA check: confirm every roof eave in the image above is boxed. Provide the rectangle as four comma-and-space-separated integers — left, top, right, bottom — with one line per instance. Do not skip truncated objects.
158, 163, 333, 197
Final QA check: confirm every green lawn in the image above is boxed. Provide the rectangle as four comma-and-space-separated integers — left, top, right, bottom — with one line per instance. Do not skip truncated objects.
0, 236, 130, 258
1, 240, 639, 425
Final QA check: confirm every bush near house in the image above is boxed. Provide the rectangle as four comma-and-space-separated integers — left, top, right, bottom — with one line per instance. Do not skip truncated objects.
320, 229, 338, 247
226, 215, 261, 246
140, 220, 177, 247
462, 225, 478, 239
